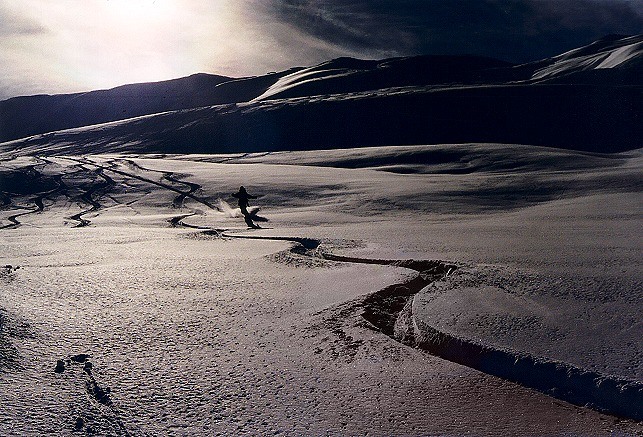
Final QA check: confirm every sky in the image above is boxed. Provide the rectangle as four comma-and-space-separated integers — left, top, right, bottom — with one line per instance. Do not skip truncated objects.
1, 0, 641, 100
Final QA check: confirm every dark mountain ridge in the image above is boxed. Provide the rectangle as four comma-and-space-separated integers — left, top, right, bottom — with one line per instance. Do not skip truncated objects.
0, 54, 514, 144
251, 55, 514, 101
0, 34, 640, 154
0, 71, 300, 144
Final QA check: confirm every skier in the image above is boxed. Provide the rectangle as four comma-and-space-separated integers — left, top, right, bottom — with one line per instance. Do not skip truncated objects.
231, 186, 259, 228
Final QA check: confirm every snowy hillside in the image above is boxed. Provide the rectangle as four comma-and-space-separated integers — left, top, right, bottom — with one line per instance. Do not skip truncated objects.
529, 34, 643, 80
1, 35, 641, 153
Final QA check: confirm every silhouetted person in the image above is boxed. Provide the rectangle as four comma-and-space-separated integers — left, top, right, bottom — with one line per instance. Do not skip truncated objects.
232, 186, 259, 228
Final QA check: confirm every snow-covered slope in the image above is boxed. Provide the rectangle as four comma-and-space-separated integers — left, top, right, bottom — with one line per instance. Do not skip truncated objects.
0, 70, 298, 144
0, 54, 512, 144
252, 55, 511, 101
1, 144, 641, 431
525, 34, 643, 81
1, 35, 640, 153
2, 78, 640, 155
1, 34, 642, 435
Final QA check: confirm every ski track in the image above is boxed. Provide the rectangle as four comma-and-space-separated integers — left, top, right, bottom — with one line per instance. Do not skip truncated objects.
113, 158, 210, 210
196, 226, 642, 421
67, 166, 115, 227
112, 158, 214, 225
1, 156, 216, 230
2, 157, 641, 424
62, 156, 211, 208
0, 159, 65, 229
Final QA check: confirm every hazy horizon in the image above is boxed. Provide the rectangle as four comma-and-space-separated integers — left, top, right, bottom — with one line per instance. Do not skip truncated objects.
1, 0, 642, 100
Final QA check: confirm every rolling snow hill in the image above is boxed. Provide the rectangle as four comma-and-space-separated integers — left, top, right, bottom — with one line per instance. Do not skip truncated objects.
1, 34, 641, 155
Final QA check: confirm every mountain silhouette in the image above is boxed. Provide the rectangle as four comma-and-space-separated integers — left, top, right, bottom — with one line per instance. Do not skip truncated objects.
1, 34, 640, 154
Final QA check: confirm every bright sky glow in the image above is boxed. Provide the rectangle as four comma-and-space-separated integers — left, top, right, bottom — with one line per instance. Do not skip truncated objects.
1, 0, 641, 100
0, 0, 344, 99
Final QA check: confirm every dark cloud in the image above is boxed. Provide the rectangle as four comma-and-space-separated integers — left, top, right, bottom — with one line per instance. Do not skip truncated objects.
268, 0, 643, 62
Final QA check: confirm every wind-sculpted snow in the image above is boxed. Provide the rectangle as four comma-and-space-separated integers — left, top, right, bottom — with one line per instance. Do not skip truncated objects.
185, 143, 634, 175
188, 230, 643, 419
410, 266, 643, 420
251, 55, 512, 102
529, 34, 643, 81
0, 146, 641, 434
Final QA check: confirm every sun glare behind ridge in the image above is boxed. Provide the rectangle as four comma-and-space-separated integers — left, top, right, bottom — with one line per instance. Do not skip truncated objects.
103, 0, 174, 25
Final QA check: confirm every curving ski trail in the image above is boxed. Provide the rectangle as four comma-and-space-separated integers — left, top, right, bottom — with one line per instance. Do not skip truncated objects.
64, 157, 217, 211
67, 167, 115, 227
0, 160, 66, 229
194, 226, 643, 421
